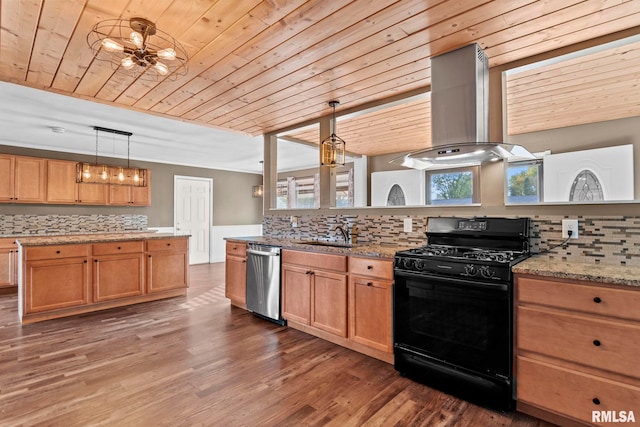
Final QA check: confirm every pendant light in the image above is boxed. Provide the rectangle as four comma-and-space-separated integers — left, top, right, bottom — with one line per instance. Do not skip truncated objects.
252, 161, 264, 198
321, 101, 346, 167
76, 126, 147, 187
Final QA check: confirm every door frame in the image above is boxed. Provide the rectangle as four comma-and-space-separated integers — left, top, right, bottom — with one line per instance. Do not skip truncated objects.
173, 175, 213, 264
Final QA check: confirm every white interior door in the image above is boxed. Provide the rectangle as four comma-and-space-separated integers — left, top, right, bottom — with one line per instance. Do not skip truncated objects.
174, 176, 212, 265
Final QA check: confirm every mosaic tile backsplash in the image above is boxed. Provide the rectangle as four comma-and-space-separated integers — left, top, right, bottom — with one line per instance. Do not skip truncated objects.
263, 214, 640, 267
0, 214, 148, 236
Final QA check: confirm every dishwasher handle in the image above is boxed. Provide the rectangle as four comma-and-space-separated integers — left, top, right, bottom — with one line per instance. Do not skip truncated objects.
247, 248, 280, 257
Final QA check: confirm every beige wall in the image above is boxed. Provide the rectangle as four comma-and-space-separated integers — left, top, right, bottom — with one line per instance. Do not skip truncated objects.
0, 145, 263, 227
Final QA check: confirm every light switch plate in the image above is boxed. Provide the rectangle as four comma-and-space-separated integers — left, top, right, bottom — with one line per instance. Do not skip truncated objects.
403, 218, 412, 233
562, 219, 579, 239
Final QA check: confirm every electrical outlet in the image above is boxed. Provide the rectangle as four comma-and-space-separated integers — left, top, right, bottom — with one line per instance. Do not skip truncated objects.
403, 218, 413, 233
290, 216, 298, 228
562, 219, 579, 239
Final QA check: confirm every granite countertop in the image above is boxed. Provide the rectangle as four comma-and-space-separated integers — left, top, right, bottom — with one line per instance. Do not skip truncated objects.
16, 232, 190, 247
513, 256, 640, 288
225, 236, 414, 260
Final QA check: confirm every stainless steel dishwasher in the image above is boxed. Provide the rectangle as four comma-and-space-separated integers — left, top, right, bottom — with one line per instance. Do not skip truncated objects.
246, 243, 286, 325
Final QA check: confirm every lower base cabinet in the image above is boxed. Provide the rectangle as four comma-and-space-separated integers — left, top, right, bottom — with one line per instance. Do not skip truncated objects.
515, 274, 640, 427
224, 241, 247, 308
0, 238, 18, 291
93, 241, 145, 302
146, 238, 189, 293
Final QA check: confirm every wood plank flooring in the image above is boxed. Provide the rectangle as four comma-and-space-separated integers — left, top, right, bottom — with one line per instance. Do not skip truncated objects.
0, 263, 555, 426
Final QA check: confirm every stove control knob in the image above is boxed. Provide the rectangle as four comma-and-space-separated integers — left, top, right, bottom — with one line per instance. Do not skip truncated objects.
463, 264, 477, 276
479, 266, 495, 278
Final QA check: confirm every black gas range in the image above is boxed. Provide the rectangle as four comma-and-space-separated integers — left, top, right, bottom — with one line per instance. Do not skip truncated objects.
393, 217, 530, 411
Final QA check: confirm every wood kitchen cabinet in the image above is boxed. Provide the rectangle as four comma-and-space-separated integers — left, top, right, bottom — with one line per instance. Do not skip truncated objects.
225, 241, 247, 308
0, 154, 45, 203
22, 244, 91, 314
349, 257, 393, 354
146, 237, 188, 293
93, 241, 144, 302
109, 172, 151, 206
0, 238, 18, 291
282, 250, 348, 338
46, 159, 107, 204
515, 274, 640, 427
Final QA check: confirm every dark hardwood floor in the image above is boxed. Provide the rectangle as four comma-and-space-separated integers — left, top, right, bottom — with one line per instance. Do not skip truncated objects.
0, 264, 555, 426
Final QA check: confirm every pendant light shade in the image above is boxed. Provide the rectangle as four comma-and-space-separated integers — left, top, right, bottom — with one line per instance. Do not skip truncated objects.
77, 126, 148, 187
321, 101, 346, 167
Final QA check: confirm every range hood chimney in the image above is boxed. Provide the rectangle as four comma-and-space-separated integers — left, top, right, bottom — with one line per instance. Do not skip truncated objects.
393, 43, 534, 170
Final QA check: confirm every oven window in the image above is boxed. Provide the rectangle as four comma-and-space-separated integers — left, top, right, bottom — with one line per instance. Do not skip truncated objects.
394, 274, 511, 376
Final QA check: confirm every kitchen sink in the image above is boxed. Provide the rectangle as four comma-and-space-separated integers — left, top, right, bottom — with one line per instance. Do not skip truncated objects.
294, 240, 355, 248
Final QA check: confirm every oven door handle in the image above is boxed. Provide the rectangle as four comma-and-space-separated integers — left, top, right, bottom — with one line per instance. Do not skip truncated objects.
394, 269, 509, 292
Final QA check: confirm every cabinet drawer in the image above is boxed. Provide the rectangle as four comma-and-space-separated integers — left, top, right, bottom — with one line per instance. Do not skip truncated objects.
0, 238, 17, 248
24, 244, 90, 261
226, 241, 246, 257
517, 276, 640, 322
349, 257, 393, 280
93, 240, 144, 256
517, 356, 640, 425
146, 238, 188, 252
282, 250, 347, 272
517, 306, 640, 378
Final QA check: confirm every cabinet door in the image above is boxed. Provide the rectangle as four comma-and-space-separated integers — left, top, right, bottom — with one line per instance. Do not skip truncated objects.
0, 155, 15, 201
311, 270, 348, 337
282, 264, 311, 324
0, 247, 13, 288
146, 250, 188, 293
14, 156, 45, 203
225, 255, 246, 305
349, 276, 392, 352
93, 254, 144, 302
24, 257, 90, 313
78, 182, 108, 204
46, 159, 78, 203
108, 185, 131, 205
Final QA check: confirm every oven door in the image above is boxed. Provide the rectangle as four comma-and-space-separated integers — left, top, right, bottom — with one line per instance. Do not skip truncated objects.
393, 269, 512, 378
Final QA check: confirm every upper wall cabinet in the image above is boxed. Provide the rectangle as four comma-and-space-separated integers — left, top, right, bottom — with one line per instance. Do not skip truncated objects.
46, 159, 108, 205
0, 154, 45, 203
1, 155, 149, 206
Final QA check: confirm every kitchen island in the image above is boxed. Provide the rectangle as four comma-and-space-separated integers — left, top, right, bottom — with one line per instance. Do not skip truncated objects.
16, 232, 189, 324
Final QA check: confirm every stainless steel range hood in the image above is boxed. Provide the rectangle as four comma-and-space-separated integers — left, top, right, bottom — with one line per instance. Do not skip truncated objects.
393, 43, 534, 170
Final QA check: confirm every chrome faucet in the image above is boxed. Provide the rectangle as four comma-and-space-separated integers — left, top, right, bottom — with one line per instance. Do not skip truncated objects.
335, 225, 350, 243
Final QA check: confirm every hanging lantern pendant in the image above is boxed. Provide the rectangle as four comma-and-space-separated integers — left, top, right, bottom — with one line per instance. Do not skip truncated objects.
321, 101, 346, 167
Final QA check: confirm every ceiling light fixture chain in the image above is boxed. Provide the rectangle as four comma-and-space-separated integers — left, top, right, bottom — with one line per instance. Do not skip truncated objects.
87, 17, 189, 81
321, 100, 346, 167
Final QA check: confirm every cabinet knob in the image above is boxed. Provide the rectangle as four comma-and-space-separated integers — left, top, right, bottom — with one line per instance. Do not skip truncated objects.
148, 255, 152, 258
117, 246, 121, 250
367, 265, 373, 270
593, 397, 601, 405
84, 260, 88, 264
94, 259, 98, 263
593, 297, 602, 303
167, 243, 171, 246
56, 250, 61, 254
593, 339, 601, 347
367, 282, 373, 286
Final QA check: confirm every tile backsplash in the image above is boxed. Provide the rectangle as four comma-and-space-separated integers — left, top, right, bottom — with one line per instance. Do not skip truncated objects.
0, 214, 148, 236
264, 213, 640, 267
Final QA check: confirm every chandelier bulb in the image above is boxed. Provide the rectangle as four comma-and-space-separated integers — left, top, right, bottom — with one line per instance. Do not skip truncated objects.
121, 57, 136, 70
101, 38, 124, 53
100, 166, 108, 181
157, 48, 177, 60
118, 168, 125, 182
154, 61, 169, 75
133, 170, 140, 182
130, 31, 144, 48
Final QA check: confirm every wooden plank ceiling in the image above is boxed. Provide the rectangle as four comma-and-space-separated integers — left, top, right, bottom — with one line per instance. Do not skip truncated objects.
1, 0, 640, 157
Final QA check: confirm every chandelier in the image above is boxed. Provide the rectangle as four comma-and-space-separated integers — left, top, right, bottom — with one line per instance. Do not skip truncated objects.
76, 126, 147, 187
87, 17, 188, 81
320, 101, 346, 167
